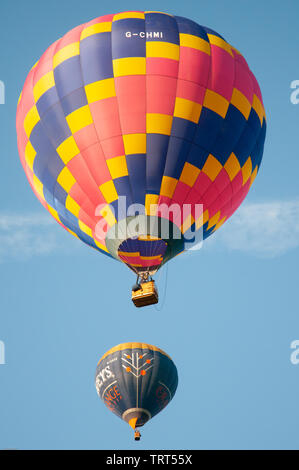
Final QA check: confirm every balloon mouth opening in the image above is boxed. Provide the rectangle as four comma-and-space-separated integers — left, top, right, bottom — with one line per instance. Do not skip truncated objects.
118, 236, 167, 275
122, 408, 151, 428
105, 215, 185, 272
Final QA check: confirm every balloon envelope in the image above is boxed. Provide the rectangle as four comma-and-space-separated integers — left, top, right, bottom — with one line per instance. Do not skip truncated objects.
95, 342, 178, 431
16, 11, 266, 276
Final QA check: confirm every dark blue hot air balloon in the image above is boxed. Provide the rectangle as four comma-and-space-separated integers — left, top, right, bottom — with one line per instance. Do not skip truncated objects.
95, 342, 178, 440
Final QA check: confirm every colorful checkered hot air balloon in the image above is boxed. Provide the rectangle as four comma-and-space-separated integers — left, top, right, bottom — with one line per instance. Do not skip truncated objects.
16, 11, 266, 306
95, 342, 178, 440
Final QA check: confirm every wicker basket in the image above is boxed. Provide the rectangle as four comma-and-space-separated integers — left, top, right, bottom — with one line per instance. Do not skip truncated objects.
131, 281, 159, 307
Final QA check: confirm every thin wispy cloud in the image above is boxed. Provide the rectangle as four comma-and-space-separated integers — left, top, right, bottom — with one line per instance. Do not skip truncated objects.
0, 200, 298, 263
206, 200, 299, 258
0, 212, 79, 262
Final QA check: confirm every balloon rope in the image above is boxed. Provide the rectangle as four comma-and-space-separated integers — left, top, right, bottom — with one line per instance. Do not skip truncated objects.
154, 262, 169, 312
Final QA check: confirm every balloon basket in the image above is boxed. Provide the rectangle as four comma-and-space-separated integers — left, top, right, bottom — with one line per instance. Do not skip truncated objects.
131, 281, 159, 307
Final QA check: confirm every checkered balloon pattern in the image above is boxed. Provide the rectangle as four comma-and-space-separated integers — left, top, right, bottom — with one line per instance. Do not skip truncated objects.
16, 11, 266, 272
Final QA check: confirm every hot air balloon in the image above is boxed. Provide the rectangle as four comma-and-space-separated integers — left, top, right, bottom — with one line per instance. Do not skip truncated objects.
16, 11, 266, 306
95, 342, 178, 440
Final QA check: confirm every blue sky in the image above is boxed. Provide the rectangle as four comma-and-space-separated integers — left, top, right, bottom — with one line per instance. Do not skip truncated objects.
1, 0, 299, 450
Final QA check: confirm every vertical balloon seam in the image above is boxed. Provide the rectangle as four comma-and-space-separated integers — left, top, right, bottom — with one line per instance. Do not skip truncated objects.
223, 60, 260, 220
48, 25, 96, 253
144, 12, 154, 207
36, 28, 104, 249
163, 18, 204, 242
140, 349, 149, 408
111, 12, 140, 222
144, 11, 149, 220
129, 12, 147, 215
55, 27, 107, 248
222, 88, 266, 224
144, 12, 155, 264
162, 348, 178, 401
45, 22, 110, 254
180, 31, 264, 240
152, 349, 178, 416
19, 69, 38, 198
45, 35, 74, 224
155, 13, 181, 216
178, 26, 236, 236
140, 349, 153, 415
148, 12, 183, 266
140, 19, 150, 211
155, 16, 196, 221
168, 11, 185, 195
192, 31, 255, 237
76, 21, 121, 248
31, 36, 78, 230
207, 47, 245, 229
77, 18, 119, 244
96, 349, 114, 417
230, 61, 266, 205
152, 349, 163, 412
145, 349, 158, 415
167, 20, 212, 241
163, 357, 177, 413
172, 19, 211, 239
30, 49, 58, 213
146, 15, 174, 266
19, 67, 50, 215
190, 28, 238, 235
120, 13, 173, 272
143, 11, 156, 263
60, 24, 105, 238
151, 18, 211, 244
144, 13, 176, 216
114, 349, 130, 419
111, 12, 151, 274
